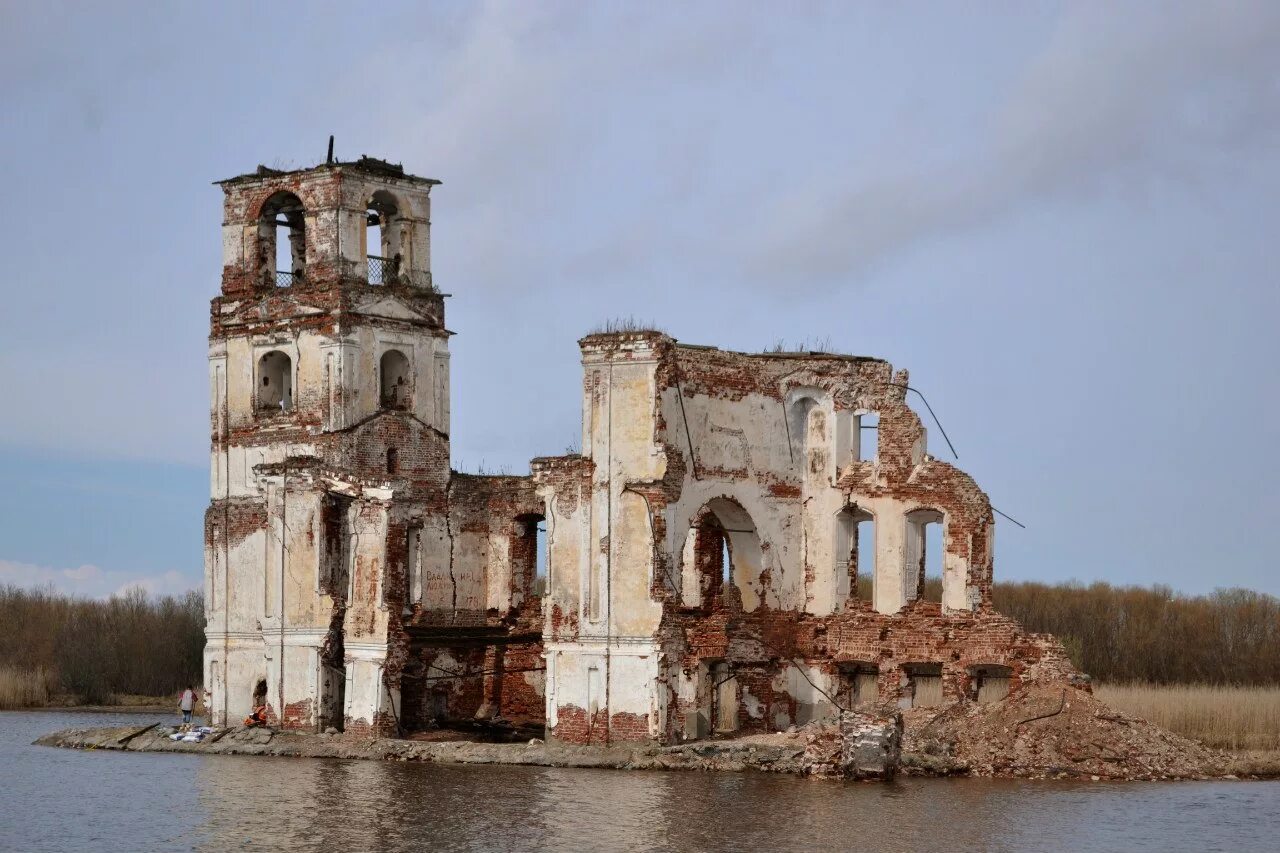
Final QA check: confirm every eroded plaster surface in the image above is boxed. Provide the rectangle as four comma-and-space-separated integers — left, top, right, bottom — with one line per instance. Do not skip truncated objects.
206, 157, 1077, 744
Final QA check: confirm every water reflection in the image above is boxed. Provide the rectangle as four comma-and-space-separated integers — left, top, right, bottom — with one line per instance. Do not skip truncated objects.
4, 713, 1280, 853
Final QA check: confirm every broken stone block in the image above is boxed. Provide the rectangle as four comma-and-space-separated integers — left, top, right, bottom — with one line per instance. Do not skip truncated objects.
838, 708, 902, 780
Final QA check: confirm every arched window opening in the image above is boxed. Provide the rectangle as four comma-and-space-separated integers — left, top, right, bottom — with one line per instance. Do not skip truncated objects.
906, 509, 945, 603
257, 351, 293, 413
836, 662, 879, 709
680, 498, 765, 611
386, 447, 398, 474
680, 517, 728, 608
258, 192, 305, 288
855, 412, 880, 462
788, 394, 830, 481
970, 664, 1012, 704
380, 349, 412, 410
514, 514, 546, 599
923, 520, 943, 601
365, 191, 401, 285
835, 506, 874, 605
856, 517, 877, 601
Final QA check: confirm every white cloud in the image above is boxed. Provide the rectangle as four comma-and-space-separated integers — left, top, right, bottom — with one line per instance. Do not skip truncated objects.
750, 1, 1280, 281
0, 559, 198, 600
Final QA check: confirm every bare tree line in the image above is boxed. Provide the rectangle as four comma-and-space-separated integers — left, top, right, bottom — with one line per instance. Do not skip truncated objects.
992, 581, 1280, 685
0, 585, 204, 703
1, 579, 1276, 705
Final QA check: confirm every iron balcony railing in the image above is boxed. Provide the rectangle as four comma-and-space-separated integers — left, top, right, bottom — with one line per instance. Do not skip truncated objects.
366, 256, 437, 289
368, 255, 396, 285
275, 270, 300, 288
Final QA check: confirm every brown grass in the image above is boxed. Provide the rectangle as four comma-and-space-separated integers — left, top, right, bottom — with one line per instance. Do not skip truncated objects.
0, 664, 53, 709
1095, 682, 1280, 751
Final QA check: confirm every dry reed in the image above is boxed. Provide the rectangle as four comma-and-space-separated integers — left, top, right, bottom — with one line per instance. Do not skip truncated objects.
0, 664, 52, 710
1095, 682, 1280, 751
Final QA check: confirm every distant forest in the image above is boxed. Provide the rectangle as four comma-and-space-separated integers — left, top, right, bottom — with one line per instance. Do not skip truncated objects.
0, 586, 204, 703
0, 579, 1276, 703
993, 580, 1280, 685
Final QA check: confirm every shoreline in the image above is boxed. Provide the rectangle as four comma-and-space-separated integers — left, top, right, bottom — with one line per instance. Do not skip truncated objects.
34, 723, 1280, 781
15, 704, 178, 714
37, 724, 819, 777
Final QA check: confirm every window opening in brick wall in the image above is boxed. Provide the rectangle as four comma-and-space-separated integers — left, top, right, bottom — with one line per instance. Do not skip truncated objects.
971, 664, 1012, 704
856, 412, 879, 462
906, 509, 945, 603
835, 506, 874, 604
514, 514, 546, 600
365, 190, 402, 285
855, 516, 876, 601
837, 662, 879, 708
380, 349, 412, 410
535, 520, 547, 595
257, 351, 292, 413
903, 663, 943, 708
709, 660, 738, 734
258, 191, 305, 288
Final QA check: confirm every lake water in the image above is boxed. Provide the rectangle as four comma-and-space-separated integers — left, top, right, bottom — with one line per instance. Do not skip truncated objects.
3, 711, 1279, 852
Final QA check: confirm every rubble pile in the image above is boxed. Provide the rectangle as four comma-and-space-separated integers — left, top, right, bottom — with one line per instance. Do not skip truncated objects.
902, 683, 1229, 780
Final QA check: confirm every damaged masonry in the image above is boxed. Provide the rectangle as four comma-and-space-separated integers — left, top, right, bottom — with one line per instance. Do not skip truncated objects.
203, 154, 1084, 754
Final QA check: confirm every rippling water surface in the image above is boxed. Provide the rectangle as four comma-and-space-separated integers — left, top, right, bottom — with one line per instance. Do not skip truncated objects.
3, 711, 1278, 852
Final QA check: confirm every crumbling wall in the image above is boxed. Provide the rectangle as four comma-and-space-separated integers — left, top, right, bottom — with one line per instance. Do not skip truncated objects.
205, 155, 1080, 750
206, 159, 453, 737
540, 331, 1079, 746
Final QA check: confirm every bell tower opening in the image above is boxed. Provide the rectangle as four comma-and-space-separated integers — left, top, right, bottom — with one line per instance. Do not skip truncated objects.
209, 155, 448, 736
365, 190, 402, 285
258, 191, 305, 288
380, 350, 412, 410
257, 351, 293, 413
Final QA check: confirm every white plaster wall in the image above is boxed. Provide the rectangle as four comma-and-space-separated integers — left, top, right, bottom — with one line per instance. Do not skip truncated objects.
580, 348, 665, 639
659, 381, 980, 617
215, 324, 448, 448
660, 387, 812, 613
769, 663, 835, 727
545, 640, 662, 738
408, 516, 449, 606
420, 517, 455, 610
344, 648, 394, 731
445, 530, 490, 612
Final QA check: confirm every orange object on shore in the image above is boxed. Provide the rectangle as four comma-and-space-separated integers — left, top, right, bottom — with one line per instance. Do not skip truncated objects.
243, 705, 268, 728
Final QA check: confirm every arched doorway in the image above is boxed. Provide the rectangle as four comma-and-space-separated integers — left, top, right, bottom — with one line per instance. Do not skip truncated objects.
679, 497, 764, 611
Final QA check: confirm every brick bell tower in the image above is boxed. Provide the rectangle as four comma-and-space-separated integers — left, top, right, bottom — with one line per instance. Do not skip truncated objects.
204, 154, 452, 733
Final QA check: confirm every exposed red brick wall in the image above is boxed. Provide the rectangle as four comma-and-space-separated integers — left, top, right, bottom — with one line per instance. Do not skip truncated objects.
553, 706, 650, 745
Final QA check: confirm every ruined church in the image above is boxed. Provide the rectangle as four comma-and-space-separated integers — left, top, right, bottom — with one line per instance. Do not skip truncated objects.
204, 155, 1077, 742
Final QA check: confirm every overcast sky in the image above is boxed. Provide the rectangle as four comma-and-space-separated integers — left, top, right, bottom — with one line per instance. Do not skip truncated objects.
1, 1, 1277, 598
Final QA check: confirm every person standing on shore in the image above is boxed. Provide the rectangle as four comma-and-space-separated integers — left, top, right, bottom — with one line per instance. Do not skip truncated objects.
179, 685, 196, 726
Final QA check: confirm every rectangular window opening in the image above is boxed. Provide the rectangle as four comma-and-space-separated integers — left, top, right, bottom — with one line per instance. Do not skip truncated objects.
857, 413, 880, 462
904, 664, 943, 709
